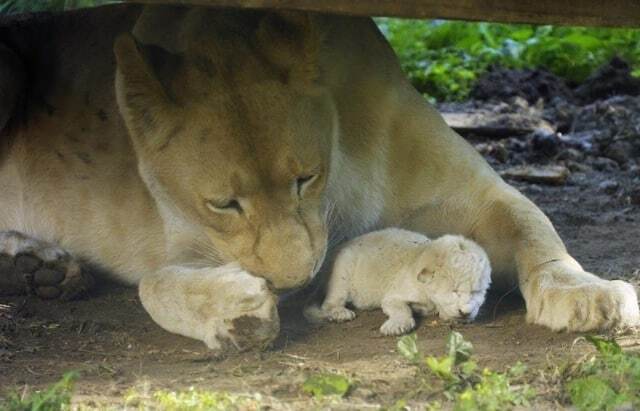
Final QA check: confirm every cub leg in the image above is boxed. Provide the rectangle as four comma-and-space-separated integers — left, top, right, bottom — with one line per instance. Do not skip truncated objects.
139, 263, 279, 351
317, 268, 356, 322
380, 299, 416, 336
0, 231, 93, 300
411, 302, 437, 317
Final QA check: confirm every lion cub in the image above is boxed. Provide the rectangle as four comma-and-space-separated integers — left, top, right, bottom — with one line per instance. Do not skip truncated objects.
306, 228, 491, 336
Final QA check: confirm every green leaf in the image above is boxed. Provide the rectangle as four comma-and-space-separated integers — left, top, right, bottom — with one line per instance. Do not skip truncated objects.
302, 373, 352, 399
568, 376, 624, 411
447, 331, 473, 365
508, 361, 528, 378
425, 356, 455, 380
397, 333, 421, 363
460, 360, 478, 377
586, 336, 622, 356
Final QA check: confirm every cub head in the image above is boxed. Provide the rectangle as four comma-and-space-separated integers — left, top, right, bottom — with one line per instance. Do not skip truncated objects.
114, 9, 335, 291
416, 235, 491, 320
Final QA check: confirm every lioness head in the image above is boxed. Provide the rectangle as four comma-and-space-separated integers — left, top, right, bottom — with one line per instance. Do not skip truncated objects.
114, 9, 335, 290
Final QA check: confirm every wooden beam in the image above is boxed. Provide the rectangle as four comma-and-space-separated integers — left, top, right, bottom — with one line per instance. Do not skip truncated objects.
129, 0, 640, 27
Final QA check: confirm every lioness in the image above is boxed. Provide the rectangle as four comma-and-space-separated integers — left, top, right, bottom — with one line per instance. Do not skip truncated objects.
0, 5, 638, 350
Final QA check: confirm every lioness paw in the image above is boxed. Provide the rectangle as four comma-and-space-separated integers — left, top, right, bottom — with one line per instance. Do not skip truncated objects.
193, 267, 280, 352
380, 316, 416, 336
527, 275, 640, 332
0, 231, 93, 300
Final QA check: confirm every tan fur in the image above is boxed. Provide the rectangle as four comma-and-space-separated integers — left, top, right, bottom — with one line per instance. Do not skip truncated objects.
0, 5, 637, 349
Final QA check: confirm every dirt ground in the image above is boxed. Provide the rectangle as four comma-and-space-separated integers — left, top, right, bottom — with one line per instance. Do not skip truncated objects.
1, 67, 640, 409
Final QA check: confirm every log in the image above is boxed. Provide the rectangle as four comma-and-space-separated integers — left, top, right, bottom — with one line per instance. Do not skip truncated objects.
129, 0, 640, 27
442, 112, 554, 138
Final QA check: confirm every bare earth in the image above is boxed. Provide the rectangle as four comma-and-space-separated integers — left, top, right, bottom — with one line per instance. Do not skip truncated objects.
1, 89, 640, 408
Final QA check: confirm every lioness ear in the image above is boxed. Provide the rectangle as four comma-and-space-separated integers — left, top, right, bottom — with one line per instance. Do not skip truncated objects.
114, 34, 180, 151
255, 12, 322, 88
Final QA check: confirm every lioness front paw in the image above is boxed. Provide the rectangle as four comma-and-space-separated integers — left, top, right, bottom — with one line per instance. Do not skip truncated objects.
200, 267, 280, 351
527, 276, 640, 332
0, 231, 93, 300
380, 316, 416, 336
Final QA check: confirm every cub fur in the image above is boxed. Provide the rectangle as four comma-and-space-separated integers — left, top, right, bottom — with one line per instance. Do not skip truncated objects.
306, 228, 491, 336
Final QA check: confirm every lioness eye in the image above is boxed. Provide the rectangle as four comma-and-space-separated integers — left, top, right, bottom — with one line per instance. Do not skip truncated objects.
206, 199, 243, 214
296, 174, 318, 197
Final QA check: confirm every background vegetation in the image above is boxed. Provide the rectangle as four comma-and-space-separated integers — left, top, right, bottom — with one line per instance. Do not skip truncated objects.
1, 1, 639, 102
378, 18, 640, 101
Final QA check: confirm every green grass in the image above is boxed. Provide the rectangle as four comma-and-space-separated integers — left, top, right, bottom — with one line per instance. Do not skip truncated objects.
563, 336, 640, 411
3, 372, 77, 411
396, 332, 535, 410
3, 333, 639, 410
378, 18, 640, 101
124, 387, 265, 411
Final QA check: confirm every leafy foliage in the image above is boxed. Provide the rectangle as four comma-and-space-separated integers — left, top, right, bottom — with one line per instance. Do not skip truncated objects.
396, 332, 534, 410
565, 336, 640, 411
3, 372, 78, 411
378, 18, 640, 101
302, 372, 352, 399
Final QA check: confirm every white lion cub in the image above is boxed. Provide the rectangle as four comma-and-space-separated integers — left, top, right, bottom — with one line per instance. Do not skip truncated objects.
306, 228, 492, 336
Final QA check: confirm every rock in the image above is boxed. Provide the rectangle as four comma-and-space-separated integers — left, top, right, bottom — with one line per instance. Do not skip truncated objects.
604, 140, 635, 165
591, 157, 620, 172
558, 131, 598, 154
557, 148, 584, 162
442, 111, 554, 138
505, 137, 528, 153
501, 165, 569, 185
530, 129, 560, 157
565, 160, 592, 173
598, 179, 620, 194
630, 189, 640, 206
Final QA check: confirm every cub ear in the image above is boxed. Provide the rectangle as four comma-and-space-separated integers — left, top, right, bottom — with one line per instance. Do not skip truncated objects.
417, 268, 434, 283
255, 11, 323, 88
114, 33, 181, 151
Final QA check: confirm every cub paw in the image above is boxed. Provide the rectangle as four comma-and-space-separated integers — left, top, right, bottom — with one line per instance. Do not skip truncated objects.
0, 231, 93, 300
326, 307, 356, 323
380, 316, 416, 336
527, 275, 640, 332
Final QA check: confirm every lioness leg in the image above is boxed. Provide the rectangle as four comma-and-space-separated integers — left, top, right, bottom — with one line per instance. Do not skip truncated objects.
470, 184, 640, 331
139, 263, 279, 351
380, 91, 638, 331
0, 231, 93, 299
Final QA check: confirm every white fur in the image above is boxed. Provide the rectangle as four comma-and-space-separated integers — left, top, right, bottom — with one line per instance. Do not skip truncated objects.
306, 228, 492, 335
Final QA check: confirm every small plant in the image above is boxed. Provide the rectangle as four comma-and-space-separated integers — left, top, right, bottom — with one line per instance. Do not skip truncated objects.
3, 371, 78, 411
397, 332, 534, 410
302, 372, 352, 399
123, 386, 264, 411
564, 336, 640, 411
